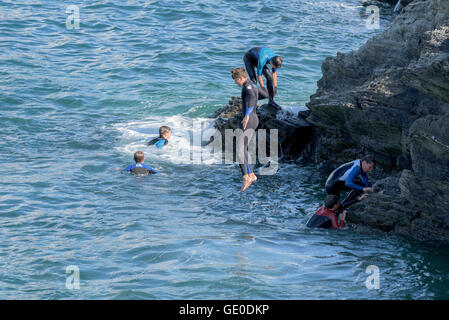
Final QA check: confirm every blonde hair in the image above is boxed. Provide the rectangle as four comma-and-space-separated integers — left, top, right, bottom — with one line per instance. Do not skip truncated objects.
231, 67, 247, 80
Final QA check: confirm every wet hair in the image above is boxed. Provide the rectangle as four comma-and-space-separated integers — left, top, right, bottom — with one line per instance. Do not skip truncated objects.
231, 67, 247, 80
271, 56, 283, 68
361, 155, 375, 166
159, 126, 171, 136
325, 195, 339, 209
134, 151, 144, 163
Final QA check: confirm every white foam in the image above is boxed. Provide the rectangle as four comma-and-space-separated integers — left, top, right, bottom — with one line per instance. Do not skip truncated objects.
113, 115, 222, 165
276, 104, 309, 121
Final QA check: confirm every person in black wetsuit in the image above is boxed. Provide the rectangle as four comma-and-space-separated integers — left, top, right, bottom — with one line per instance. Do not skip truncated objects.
115, 151, 159, 176
148, 126, 171, 149
306, 195, 347, 229
231, 67, 259, 192
243, 47, 283, 105
325, 155, 375, 213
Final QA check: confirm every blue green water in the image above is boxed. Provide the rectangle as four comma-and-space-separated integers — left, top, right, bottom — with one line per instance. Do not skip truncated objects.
1, 0, 448, 299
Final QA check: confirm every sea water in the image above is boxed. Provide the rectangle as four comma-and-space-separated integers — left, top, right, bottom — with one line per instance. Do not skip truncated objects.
1, 0, 448, 299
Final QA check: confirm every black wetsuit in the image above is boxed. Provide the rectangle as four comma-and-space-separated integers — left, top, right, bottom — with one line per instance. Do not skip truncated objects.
148, 136, 169, 149
325, 159, 371, 212
243, 47, 276, 100
238, 79, 259, 176
306, 206, 345, 229
125, 163, 158, 176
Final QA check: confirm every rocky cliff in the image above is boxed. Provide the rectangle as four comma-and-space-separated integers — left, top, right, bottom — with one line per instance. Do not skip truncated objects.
306, 0, 449, 240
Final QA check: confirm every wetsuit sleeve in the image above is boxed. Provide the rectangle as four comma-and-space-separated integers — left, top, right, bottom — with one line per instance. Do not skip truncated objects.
242, 85, 258, 117
124, 164, 134, 171
362, 172, 369, 187
341, 197, 359, 208
148, 137, 157, 146
257, 59, 265, 76
154, 139, 166, 149
330, 214, 339, 230
345, 166, 364, 191
339, 217, 345, 228
331, 213, 345, 229
257, 48, 275, 75
142, 164, 158, 174
272, 67, 277, 73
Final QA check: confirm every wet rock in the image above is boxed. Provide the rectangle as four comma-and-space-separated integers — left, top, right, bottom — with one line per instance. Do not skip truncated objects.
306, 0, 449, 240
211, 97, 314, 161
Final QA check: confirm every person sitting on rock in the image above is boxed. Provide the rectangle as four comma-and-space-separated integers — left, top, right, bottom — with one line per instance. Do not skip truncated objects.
231, 67, 259, 192
243, 47, 282, 105
325, 155, 375, 213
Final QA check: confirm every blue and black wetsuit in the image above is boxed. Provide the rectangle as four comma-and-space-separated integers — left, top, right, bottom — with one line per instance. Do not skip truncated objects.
125, 163, 158, 176
325, 159, 371, 211
243, 47, 277, 100
148, 136, 168, 149
237, 79, 259, 176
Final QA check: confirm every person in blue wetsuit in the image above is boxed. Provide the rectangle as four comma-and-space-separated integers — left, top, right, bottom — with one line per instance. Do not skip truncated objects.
115, 151, 159, 176
325, 155, 375, 213
232, 67, 259, 192
148, 126, 171, 149
243, 47, 283, 104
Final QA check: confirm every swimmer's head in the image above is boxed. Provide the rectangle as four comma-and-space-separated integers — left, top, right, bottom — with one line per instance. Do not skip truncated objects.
159, 126, 171, 140
231, 67, 248, 86
134, 151, 145, 163
361, 155, 375, 173
325, 194, 339, 210
271, 56, 283, 69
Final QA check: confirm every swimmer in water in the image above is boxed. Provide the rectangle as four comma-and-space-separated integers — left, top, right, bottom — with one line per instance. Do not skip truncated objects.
148, 126, 171, 149
115, 151, 159, 176
306, 195, 347, 229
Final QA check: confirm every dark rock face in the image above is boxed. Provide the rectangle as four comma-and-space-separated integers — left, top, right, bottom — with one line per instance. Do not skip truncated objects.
211, 96, 314, 162
306, 0, 449, 240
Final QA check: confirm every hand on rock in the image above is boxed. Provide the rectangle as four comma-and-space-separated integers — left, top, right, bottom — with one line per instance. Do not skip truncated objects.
358, 193, 369, 201
341, 210, 347, 221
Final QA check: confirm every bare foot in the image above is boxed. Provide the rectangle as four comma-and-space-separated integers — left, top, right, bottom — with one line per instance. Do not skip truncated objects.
249, 172, 257, 182
240, 175, 253, 192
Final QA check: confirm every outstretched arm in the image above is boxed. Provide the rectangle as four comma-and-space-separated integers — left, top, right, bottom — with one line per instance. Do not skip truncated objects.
273, 70, 277, 88
345, 166, 364, 191
257, 74, 265, 90
241, 84, 258, 130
